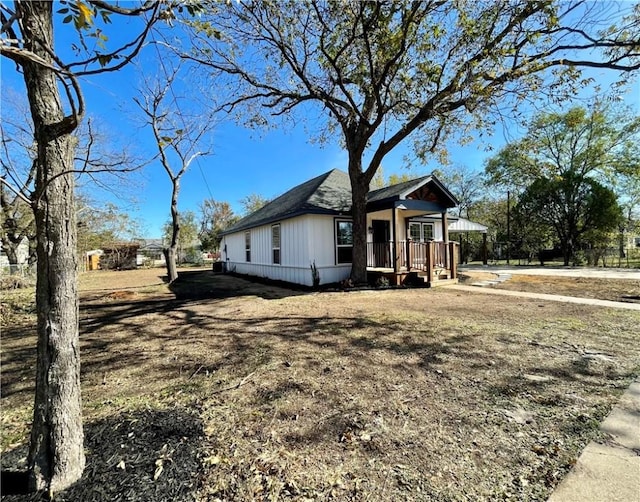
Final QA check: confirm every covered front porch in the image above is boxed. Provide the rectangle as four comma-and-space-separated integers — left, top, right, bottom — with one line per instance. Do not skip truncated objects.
367, 239, 459, 287
364, 175, 460, 287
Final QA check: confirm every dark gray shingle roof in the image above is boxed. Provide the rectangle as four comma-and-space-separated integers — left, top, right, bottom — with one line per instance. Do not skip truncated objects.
223, 169, 458, 234
223, 169, 352, 234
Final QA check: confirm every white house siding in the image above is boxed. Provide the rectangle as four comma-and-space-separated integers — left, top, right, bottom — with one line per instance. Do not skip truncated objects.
222, 214, 352, 286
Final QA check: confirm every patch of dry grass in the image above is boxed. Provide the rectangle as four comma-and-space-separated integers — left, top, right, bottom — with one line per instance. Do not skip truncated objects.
494, 275, 640, 303
1, 270, 639, 501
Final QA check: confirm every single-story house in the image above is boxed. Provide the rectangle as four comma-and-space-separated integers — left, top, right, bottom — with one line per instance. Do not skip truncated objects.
85, 249, 103, 271
137, 239, 166, 267
100, 243, 139, 270
221, 169, 484, 287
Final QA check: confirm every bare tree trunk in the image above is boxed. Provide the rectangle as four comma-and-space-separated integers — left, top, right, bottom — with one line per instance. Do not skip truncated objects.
619, 227, 626, 261
3, 243, 19, 266
18, 1, 85, 493
28, 237, 38, 265
164, 247, 178, 282
164, 180, 180, 283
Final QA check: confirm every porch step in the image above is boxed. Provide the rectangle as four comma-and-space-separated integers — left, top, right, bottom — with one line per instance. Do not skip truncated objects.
415, 272, 458, 288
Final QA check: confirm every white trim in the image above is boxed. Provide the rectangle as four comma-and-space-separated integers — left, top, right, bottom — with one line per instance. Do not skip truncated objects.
272, 223, 281, 264
244, 230, 251, 262
335, 219, 353, 264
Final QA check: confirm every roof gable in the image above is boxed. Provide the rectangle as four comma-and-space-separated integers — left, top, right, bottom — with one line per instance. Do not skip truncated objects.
367, 174, 458, 208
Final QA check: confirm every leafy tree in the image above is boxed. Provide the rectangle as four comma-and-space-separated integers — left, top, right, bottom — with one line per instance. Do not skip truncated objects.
433, 165, 486, 218
198, 198, 239, 252
510, 196, 556, 263
185, 1, 639, 283
516, 173, 623, 265
239, 193, 270, 215
486, 104, 640, 190
602, 150, 640, 260
76, 199, 143, 255
0, 1, 193, 493
486, 103, 638, 264
135, 62, 213, 282
370, 167, 417, 189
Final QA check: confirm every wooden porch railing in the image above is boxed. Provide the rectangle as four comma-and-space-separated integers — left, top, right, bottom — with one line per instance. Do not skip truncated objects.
367, 242, 393, 269
367, 240, 459, 281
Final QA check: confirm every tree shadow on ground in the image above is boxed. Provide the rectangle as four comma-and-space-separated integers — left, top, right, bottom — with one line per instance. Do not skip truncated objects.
168, 270, 309, 301
0, 408, 203, 501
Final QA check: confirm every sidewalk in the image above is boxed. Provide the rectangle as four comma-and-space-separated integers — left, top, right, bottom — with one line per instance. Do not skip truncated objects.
547, 379, 640, 502
449, 285, 640, 311
460, 264, 640, 280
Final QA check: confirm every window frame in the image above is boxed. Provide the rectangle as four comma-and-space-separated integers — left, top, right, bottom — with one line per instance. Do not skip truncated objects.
335, 219, 353, 264
409, 222, 421, 241
408, 221, 434, 242
244, 231, 251, 262
272, 223, 281, 265
422, 223, 434, 241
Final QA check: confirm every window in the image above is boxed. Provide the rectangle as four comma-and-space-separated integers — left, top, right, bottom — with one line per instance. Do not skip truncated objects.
272, 224, 281, 264
409, 222, 421, 241
422, 223, 433, 241
245, 231, 251, 262
336, 220, 353, 264
408, 222, 434, 242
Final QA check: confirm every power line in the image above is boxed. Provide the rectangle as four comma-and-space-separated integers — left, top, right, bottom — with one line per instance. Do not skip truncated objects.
149, 31, 215, 202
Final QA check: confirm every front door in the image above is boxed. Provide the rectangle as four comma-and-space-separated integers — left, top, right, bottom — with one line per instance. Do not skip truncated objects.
372, 219, 391, 268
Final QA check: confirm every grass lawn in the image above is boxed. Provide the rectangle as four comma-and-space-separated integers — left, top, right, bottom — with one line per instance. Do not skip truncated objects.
491, 274, 640, 303
1, 268, 639, 501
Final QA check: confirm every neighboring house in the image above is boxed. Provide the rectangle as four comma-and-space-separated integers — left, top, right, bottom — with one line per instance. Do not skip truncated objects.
85, 249, 103, 271
137, 239, 166, 267
221, 169, 482, 287
100, 243, 139, 270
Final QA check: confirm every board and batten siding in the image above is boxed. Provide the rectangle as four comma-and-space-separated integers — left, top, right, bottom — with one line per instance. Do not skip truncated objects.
222, 214, 351, 286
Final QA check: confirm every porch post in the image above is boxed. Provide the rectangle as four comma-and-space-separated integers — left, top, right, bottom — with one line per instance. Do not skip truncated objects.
441, 212, 449, 268
441, 212, 449, 243
427, 241, 434, 283
392, 207, 398, 274
449, 242, 458, 279
482, 232, 488, 265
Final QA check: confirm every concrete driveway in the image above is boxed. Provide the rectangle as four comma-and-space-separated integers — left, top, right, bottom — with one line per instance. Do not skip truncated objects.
459, 264, 640, 280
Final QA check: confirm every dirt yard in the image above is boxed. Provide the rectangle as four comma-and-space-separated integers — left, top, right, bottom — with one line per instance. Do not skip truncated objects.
2, 268, 639, 501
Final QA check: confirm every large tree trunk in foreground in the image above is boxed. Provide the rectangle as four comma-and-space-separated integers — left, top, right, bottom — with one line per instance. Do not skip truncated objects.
349, 156, 372, 285
18, 1, 85, 493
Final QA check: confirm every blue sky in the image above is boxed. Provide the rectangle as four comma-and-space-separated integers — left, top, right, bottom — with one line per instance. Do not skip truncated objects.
1, 8, 638, 239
